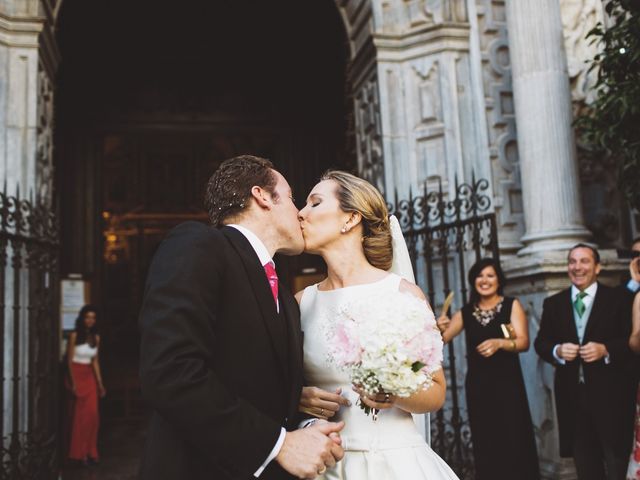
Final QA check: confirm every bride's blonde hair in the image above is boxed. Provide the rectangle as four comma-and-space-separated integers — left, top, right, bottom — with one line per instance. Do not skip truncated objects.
321, 170, 393, 270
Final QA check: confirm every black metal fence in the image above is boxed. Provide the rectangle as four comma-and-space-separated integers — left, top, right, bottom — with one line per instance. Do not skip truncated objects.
0, 185, 60, 479
388, 174, 499, 480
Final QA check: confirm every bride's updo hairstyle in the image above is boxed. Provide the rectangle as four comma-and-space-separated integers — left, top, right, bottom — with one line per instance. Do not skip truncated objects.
321, 170, 393, 271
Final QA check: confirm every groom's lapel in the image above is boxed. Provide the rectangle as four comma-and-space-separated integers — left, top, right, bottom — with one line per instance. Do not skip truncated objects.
280, 289, 303, 415
221, 226, 288, 380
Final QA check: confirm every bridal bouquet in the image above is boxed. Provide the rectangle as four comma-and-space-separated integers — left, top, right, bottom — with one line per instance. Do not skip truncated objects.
327, 290, 443, 418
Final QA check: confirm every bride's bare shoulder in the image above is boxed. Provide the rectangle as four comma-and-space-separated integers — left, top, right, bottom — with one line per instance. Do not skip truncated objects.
398, 278, 427, 302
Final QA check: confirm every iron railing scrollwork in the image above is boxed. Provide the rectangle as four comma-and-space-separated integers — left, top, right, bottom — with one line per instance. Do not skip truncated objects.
387, 173, 499, 480
0, 184, 60, 479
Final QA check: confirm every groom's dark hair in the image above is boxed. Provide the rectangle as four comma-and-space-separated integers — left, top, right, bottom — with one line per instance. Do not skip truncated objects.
205, 155, 278, 227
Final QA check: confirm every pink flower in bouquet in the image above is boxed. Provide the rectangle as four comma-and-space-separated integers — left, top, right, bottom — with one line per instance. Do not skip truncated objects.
329, 318, 361, 365
419, 329, 444, 372
402, 323, 443, 375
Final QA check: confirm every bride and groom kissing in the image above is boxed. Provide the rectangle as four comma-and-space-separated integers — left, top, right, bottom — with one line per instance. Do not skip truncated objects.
138, 155, 458, 480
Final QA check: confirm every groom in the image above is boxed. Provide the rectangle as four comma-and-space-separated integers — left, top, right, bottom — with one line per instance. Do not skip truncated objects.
139, 155, 344, 479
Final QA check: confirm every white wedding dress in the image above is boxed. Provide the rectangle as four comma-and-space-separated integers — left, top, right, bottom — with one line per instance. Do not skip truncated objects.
300, 273, 460, 480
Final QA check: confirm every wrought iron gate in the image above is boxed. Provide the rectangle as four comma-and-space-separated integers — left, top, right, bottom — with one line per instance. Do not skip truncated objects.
0, 186, 60, 479
388, 174, 499, 480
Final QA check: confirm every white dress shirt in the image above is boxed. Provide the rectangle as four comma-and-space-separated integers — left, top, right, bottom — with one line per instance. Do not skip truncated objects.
552, 282, 609, 365
227, 224, 285, 476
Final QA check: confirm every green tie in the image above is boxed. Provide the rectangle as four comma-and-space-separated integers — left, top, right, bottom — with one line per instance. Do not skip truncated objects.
574, 291, 588, 317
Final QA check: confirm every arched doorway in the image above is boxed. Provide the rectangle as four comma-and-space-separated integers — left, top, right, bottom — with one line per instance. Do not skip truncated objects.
54, 0, 352, 431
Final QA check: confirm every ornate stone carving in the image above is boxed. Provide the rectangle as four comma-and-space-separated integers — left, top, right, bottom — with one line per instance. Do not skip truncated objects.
354, 73, 385, 194
335, 1, 385, 190
407, 0, 435, 26
409, 59, 448, 184
559, 1, 624, 247
36, 62, 54, 208
474, 0, 524, 252
378, 0, 468, 31
559, 0, 605, 108
412, 59, 442, 125
450, 0, 469, 22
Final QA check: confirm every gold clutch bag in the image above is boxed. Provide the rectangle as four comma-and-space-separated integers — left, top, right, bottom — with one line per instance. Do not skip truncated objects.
500, 323, 516, 340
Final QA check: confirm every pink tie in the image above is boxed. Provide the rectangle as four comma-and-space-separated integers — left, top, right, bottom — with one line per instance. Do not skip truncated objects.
263, 262, 279, 307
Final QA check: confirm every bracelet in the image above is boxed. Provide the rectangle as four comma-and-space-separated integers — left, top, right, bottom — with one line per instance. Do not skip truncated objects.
510, 339, 517, 351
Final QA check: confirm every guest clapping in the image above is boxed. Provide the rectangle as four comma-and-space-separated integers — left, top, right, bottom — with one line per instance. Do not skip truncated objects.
436, 258, 539, 480
67, 305, 106, 466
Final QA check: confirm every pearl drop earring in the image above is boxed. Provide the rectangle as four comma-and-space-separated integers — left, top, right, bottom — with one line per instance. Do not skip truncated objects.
341, 226, 347, 233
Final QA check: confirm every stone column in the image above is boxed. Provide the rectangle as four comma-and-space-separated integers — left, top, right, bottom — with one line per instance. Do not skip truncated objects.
505, 0, 591, 254
0, 6, 44, 195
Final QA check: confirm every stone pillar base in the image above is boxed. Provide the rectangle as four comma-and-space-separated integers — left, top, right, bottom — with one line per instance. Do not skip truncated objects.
519, 228, 594, 256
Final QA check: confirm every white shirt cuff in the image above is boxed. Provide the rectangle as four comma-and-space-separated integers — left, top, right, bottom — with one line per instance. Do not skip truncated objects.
604, 354, 611, 364
553, 344, 566, 365
627, 279, 640, 293
299, 418, 319, 429
254, 427, 286, 477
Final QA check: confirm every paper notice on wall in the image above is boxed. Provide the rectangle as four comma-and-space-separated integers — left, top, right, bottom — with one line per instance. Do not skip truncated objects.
61, 277, 89, 330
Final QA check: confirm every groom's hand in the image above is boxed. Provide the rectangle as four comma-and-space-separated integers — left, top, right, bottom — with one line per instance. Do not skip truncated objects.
311, 419, 343, 446
275, 421, 345, 479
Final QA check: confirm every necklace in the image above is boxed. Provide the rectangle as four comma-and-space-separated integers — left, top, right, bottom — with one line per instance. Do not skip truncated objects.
472, 297, 504, 326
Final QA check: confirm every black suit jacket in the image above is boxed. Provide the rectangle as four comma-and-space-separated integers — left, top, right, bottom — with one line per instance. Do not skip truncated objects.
534, 282, 635, 457
139, 222, 304, 479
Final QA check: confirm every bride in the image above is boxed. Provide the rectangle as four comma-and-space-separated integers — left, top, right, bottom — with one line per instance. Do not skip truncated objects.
295, 171, 459, 479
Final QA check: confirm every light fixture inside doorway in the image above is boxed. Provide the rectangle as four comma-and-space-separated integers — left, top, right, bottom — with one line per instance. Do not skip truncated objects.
103, 211, 130, 264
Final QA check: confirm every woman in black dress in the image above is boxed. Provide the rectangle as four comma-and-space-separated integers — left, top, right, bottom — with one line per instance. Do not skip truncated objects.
437, 258, 540, 480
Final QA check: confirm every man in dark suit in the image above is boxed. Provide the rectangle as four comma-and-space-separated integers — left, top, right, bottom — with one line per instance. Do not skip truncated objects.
535, 244, 636, 480
139, 155, 344, 479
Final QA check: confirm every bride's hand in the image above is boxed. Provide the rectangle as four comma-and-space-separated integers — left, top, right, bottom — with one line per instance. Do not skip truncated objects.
299, 386, 351, 420
353, 386, 396, 410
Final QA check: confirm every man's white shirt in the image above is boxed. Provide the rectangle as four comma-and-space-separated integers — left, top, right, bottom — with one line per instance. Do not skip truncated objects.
571, 282, 597, 315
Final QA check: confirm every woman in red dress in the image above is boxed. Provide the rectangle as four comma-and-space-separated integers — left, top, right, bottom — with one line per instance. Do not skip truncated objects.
67, 305, 106, 466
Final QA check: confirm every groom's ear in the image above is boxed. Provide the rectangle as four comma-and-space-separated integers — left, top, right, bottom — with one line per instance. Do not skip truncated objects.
250, 186, 273, 210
